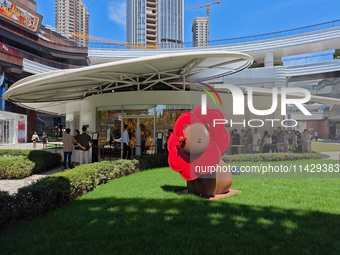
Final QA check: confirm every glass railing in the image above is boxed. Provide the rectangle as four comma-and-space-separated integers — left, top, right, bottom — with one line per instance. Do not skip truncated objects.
283, 51, 336, 66
89, 19, 340, 50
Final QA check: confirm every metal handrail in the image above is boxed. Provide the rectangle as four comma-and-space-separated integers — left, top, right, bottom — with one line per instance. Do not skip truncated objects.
89, 19, 340, 49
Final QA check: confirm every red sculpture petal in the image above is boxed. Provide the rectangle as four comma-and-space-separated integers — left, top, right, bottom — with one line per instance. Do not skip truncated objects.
173, 112, 191, 139
192, 142, 221, 175
167, 133, 178, 151
180, 164, 199, 181
212, 129, 230, 155
168, 145, 189, 172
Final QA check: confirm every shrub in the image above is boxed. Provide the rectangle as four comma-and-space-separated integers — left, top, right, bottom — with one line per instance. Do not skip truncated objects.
17, 176, 71, 218
0, 160, 140, 228
0, 157, 35, 180
136, 154, 168, 170
221, 152, 323, 163
0, 191, 15, 227
0, 149, 31, 157
27, 150, 62, 174
52, 159, 139, 198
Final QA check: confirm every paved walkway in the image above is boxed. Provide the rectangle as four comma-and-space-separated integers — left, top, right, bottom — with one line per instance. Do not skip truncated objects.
0, 142, 64, 194
322, 151, 340, 160
0, 166, 65, 195
0, 141, 62, 150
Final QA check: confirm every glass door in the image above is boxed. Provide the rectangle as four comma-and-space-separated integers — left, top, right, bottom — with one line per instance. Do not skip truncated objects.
122, 116, 155, 158
4, 120, 9, 144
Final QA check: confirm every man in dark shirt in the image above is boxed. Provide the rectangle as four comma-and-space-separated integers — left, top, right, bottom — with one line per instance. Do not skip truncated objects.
77, 126, 93, 165
231, 129, 240, 155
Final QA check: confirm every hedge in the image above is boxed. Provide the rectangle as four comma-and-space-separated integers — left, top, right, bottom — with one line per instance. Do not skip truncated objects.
0, 160, 139, 228
134, 152, 322, 168
221, 152, 323, 163
0, 157, 35, 179
28, 150, 62, 174
0, 150, 62, 180
0, 149, 31, 157
136, 154, 168, 170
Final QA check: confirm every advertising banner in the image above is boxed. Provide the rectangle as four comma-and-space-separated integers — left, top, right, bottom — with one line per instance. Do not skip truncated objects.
18, 120, 25, 143
0, 0, 42, 34
0, 41, 19, 57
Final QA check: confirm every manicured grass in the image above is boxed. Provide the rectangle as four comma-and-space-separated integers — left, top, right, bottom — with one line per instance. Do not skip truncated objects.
45, 144, 63, 149
312, 141, 340, 152
1, 160, 340, 255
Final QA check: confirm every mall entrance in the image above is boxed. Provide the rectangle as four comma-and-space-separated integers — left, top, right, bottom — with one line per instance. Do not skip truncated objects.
0, 119, 12, 144
122, 116, 155, 158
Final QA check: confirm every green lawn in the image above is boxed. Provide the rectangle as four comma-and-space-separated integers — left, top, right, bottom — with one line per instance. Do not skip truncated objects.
45, 144, 63, 149
312, 141, 340, 152
1, 160, 340, 255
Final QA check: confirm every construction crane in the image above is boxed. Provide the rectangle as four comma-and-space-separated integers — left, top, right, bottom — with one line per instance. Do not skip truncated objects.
185, 1, 220, 20
185, 1, 220, 42
72, 33, 158, 49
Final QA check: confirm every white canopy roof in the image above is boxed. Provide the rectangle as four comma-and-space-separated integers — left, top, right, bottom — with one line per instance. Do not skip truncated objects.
5, 50, 340, 116
5, 51, 253, 104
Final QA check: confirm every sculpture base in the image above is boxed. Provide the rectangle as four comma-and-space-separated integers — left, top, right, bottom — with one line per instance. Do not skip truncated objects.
178, 189, 242, 201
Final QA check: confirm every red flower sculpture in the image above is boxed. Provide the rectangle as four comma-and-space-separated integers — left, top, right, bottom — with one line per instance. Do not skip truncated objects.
168, 106, 230, 181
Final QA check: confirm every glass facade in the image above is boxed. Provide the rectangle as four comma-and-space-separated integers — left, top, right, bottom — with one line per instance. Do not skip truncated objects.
0, 119, 14, 144
127, 0, 147, 44
158, 0, 184, 48
127, 0, 184, 47
96, 104, 191, 157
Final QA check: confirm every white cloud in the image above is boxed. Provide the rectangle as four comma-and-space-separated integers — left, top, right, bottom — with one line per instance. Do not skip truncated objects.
108, 1, 126, 27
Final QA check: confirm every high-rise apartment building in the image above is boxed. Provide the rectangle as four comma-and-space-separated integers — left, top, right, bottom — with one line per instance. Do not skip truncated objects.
157, 0, 184, 47
192, 17, 209, 47
126, 0, 183, 48
55, 0, 89, 47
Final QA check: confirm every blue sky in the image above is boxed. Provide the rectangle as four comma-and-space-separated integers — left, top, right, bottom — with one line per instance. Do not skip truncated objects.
36, 0, 340, 44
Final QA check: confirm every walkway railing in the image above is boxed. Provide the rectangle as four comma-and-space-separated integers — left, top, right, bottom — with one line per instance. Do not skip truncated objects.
89, 19, 340, 49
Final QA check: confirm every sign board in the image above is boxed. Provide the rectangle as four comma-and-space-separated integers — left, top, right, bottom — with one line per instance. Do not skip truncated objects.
0, 41, 19, 57
0, 0, 42, 34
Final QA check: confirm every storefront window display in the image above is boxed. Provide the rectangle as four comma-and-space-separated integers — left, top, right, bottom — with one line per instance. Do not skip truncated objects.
96, 104, 191, 158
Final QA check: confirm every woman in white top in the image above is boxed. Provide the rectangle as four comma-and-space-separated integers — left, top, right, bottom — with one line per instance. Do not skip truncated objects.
32, 131, 39, 149
262, 131, 272, 153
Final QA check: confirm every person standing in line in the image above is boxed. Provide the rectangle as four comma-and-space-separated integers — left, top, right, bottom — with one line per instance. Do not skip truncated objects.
292, 131, 298, 153
42, 132, 48, 150
297, 131, 302, 153
252, 128, 262, 153
231, 129, 240, 155
123, 124, 131, 159
262, 131, 272, 153
72, 130, 80, 167
336, 129, 340, 140
32, 131, 39, 149
288, 130, 294, 151
301, 129, 311, 153
271, 130, 278, 153
277, 127, 285, 152
247, 129, 253, 153
283, 130, 289, 152
77, 126, 93, 165
62, 128, 75, 169
314, 131, 318, 141
240, 129, 248, 154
